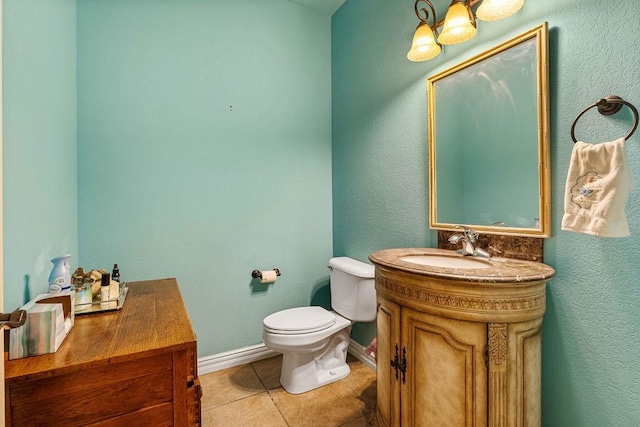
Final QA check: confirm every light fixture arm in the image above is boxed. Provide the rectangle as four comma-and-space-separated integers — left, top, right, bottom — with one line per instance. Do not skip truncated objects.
414, 0, 439, 31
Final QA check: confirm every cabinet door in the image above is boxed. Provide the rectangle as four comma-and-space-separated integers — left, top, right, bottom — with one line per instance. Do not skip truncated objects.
376, 297, 401, 427
401, 308, 487, 427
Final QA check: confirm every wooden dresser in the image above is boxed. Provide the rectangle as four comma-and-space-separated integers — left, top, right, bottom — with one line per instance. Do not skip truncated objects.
5, 278, 201, 426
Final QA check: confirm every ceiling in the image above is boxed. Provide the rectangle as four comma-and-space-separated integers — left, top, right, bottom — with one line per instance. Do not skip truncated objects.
286, 0, 346, 15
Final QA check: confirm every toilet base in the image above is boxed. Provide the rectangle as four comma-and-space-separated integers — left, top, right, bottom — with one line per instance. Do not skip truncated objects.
279, 326, 352, 394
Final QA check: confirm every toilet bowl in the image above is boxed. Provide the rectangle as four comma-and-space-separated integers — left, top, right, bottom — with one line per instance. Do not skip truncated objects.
262, 257, 376, 394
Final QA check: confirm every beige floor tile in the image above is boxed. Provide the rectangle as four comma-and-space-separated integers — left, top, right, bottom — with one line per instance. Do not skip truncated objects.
268, 380, 373, 427
200, 353, 378, 426
252, 355, 283, 390
200, 364, 266, 411
342, 357, 377, 407
201, 392, 288, 427
338, 410, 377, 427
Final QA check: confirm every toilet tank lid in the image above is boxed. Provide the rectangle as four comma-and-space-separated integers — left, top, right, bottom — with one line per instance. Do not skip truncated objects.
329, 257, 374, 278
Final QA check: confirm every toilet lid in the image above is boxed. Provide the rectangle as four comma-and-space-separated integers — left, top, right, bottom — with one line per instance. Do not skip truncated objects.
263, 306, 336, 335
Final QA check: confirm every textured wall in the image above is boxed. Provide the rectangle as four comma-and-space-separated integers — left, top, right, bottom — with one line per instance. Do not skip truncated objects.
332, 0, 640, 425
76, 0, 332, 356
2, 0, 78, 311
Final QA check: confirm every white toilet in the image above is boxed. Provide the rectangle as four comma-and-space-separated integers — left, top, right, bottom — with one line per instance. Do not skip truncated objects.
262, 257, 376, 394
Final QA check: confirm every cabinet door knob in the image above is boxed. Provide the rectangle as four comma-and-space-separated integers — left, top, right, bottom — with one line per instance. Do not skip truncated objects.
390, 344, 400, 380
399, 347, 407, 384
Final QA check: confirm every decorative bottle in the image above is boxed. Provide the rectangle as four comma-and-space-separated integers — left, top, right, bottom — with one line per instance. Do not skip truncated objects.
112, 264, 120, 283
100, 273, 111, 309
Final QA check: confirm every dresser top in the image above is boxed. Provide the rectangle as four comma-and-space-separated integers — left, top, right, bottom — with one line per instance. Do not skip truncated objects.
5, 278, 196, 382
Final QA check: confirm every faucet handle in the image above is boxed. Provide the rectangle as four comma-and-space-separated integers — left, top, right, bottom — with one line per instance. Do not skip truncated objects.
465, 228, 479, 243
455, 225, 479, 243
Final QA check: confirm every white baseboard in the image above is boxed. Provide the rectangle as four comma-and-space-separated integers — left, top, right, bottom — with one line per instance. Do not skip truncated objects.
198, 343, 279, 376
198, 339, 377, 376
347, 339, 377, 371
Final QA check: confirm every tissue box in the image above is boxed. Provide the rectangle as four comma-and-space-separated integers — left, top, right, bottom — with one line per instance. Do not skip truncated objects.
8, 291, 75, 360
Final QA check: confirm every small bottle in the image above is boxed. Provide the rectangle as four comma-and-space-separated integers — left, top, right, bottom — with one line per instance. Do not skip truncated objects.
112, 264, 120, 283
100, 273, 111, 309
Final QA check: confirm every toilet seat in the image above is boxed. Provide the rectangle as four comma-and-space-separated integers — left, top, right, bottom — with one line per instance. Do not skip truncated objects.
263, 306, 336, 335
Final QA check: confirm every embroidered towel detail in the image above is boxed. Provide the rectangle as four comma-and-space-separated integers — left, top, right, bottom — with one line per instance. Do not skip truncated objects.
561, 137, 633, 237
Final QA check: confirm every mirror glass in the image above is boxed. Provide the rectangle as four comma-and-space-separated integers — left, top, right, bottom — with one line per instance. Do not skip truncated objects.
427, 23, 550, 237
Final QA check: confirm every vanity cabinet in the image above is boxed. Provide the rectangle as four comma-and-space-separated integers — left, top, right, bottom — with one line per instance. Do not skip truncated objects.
5, 278, 201, 426
370, 249, 555, 427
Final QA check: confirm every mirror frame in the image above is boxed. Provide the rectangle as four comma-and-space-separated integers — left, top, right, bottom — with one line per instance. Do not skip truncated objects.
427, 22, 550, 237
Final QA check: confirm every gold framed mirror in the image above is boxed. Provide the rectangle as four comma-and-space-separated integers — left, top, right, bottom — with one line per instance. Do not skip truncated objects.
427, 22, 550, 237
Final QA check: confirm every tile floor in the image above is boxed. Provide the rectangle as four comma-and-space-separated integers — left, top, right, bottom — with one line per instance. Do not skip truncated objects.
199, 354, 377, 426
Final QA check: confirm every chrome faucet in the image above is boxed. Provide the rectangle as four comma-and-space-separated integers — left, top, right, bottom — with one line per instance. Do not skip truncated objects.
448, 226, 491, 258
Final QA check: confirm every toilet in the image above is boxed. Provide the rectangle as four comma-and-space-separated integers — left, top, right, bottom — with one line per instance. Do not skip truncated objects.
262, 257, 376, 394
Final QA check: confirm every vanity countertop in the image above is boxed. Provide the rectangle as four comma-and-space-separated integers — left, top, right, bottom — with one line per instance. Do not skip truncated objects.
369, 247, 555, 284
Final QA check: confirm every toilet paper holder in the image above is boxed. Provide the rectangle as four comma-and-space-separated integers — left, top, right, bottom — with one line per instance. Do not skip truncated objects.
251, 268, 281, 279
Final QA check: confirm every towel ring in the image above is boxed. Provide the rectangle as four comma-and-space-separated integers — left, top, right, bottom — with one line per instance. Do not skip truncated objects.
571, 96, 639, 143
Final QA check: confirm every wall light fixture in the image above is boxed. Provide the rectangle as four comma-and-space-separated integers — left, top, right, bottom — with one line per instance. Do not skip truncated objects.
407, 0, 524, 62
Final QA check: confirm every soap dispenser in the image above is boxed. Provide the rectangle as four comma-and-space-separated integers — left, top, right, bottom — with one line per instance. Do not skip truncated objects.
48, 254, 72, 292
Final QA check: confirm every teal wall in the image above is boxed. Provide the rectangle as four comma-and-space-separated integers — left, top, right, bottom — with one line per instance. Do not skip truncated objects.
2, 0, 78, 311
76, 0, 332, 356
332, 0, 640, 425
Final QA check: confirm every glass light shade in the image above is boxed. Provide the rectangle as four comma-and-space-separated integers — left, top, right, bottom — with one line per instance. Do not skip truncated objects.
476, 0, 524, 21
438, 2, 477, 45
407, 23, 442, 62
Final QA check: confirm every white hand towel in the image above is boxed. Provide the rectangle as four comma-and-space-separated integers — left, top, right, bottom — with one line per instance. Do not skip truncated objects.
561, 137, 633, 237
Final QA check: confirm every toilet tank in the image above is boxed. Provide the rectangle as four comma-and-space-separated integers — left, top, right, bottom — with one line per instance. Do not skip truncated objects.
328, 257, 376, 322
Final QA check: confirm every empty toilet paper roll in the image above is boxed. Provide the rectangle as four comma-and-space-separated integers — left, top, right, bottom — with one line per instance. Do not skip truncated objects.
260, 270, 278, 284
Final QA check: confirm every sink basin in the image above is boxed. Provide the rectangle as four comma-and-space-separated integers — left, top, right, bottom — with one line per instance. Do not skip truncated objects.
399, 254, 492, 269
